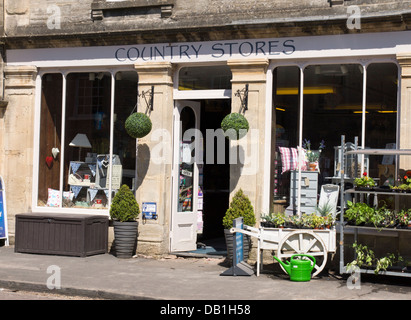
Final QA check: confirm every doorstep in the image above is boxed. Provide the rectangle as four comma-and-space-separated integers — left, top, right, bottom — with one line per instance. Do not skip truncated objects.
173, 237, 227, 259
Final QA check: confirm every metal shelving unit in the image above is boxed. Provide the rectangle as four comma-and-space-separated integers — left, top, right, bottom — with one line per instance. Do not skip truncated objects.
339, 135, 411, 277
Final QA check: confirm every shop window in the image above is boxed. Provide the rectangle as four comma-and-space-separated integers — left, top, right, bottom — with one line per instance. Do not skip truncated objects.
365, 63, 398, 148
37, 73, 63, 207
113, 71, 138, 192
365, 63, 398, 185
303, 64, 363, 180
271, 62, 398, 213
272, 66, 300, 202
178, 65, 232, 90
37, 71, 138, 210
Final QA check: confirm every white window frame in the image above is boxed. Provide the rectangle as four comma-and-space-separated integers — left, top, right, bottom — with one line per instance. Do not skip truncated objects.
262, 55, 401, 215
32, 67, 137, 215
173, 63, 232, 100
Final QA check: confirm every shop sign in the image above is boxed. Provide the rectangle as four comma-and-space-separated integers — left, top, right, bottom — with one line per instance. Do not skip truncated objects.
220, 217, 253, 276
114, 39, 296, 63
234, 217, 244, 265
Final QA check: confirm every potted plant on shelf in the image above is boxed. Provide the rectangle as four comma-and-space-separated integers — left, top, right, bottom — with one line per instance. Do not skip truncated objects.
397, 209, 411, 229
344, 201, 375, 226
110, 184, 140, 258
222, 189, 256, 264
221, 113, 249, 140
354, 172, 376, 191
392, 175, 411, 193
302, 139, 325, 171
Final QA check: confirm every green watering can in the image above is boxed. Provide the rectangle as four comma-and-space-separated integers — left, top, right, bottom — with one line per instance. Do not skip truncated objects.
273, 254, 316, 282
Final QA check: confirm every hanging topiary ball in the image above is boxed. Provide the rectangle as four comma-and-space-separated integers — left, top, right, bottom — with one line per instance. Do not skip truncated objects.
221, 113, 249, 140
125, 112, 152, 139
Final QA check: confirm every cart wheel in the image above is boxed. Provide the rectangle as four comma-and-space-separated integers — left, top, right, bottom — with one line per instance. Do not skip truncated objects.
276, 230, 327, 278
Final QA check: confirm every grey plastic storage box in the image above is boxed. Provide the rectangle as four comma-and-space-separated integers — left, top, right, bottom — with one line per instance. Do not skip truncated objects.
15, 212, 108, 257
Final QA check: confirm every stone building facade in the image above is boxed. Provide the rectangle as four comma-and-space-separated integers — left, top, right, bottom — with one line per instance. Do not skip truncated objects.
2, 0, 411, 265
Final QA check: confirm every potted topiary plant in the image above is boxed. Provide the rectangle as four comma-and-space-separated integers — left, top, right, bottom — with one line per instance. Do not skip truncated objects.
110, 184, 140, 258
221, 112, 249, 140
222, 189, 256, 264
125, 112, 152, 139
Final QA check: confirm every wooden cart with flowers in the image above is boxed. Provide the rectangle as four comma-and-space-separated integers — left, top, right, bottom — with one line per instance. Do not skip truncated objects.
230, 138, 337, 278
231, 184, 339, 278
231, 217, 337, 277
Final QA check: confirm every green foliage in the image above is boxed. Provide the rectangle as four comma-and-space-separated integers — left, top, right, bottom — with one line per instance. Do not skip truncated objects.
260, 212, 335, 229
344, 201, 375, 225
261, 212, 286, 227
222, 189, 255, 229
344, 201, 401, 228
346, 242, 403, 274
110, 185, 140, 222
316, 201, 334, 217
397, 209, 411, 226
125, 112, 152, 139
221, 113, 249, 140
353, 173, 375, 188
346, 242, 375, 271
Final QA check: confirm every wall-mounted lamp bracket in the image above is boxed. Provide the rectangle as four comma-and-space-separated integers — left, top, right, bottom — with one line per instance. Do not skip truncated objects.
235, 84, 249, 111
139, 85, 154, 112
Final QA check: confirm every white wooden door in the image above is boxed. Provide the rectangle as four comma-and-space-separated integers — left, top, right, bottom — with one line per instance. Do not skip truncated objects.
170, 101, 201, 252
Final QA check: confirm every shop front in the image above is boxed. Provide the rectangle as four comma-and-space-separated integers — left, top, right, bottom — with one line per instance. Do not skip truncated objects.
3, 30, 411, 255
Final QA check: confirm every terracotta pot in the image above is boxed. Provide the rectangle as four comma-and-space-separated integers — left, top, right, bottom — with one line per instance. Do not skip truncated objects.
308, 162, 317, 171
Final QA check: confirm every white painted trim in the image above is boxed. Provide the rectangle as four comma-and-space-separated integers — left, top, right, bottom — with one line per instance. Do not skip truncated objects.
262, 68, 273, 216
173, 89, 231, 100
31, 74, 43, 210
59, 73, 67, 206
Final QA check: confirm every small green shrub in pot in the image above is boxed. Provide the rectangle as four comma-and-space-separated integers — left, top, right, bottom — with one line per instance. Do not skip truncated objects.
125, 112, 152, 139
223, 189, 256, 229
110, 185, 140, 258
223, 189, 256, 264
221, 113, 249, 140
110, 184, 140, 222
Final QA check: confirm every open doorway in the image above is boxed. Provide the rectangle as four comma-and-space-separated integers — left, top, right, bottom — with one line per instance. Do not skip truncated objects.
171, 99, 231, 256
200, 100, 231, 241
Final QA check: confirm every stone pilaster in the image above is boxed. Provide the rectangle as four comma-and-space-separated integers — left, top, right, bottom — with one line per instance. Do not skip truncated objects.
396, 53, 411, 169
227, 58, 269, 224
133, 61, 173, 255
1, 65, 37, 240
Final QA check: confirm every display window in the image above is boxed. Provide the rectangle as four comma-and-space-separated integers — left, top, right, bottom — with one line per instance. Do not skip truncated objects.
178, 65, 232, 90
36, 70, 138, 211
272, 62, 398, 211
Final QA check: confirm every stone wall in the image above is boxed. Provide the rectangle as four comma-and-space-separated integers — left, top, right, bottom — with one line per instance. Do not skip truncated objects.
4, 0, 411, 48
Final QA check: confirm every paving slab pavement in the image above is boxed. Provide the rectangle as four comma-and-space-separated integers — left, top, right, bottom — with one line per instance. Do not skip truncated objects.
1, 246, 411, 301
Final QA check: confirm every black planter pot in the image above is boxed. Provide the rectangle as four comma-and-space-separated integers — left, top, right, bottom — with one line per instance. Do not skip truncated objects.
112, 220, 138, 258
224, 229, 251, 266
